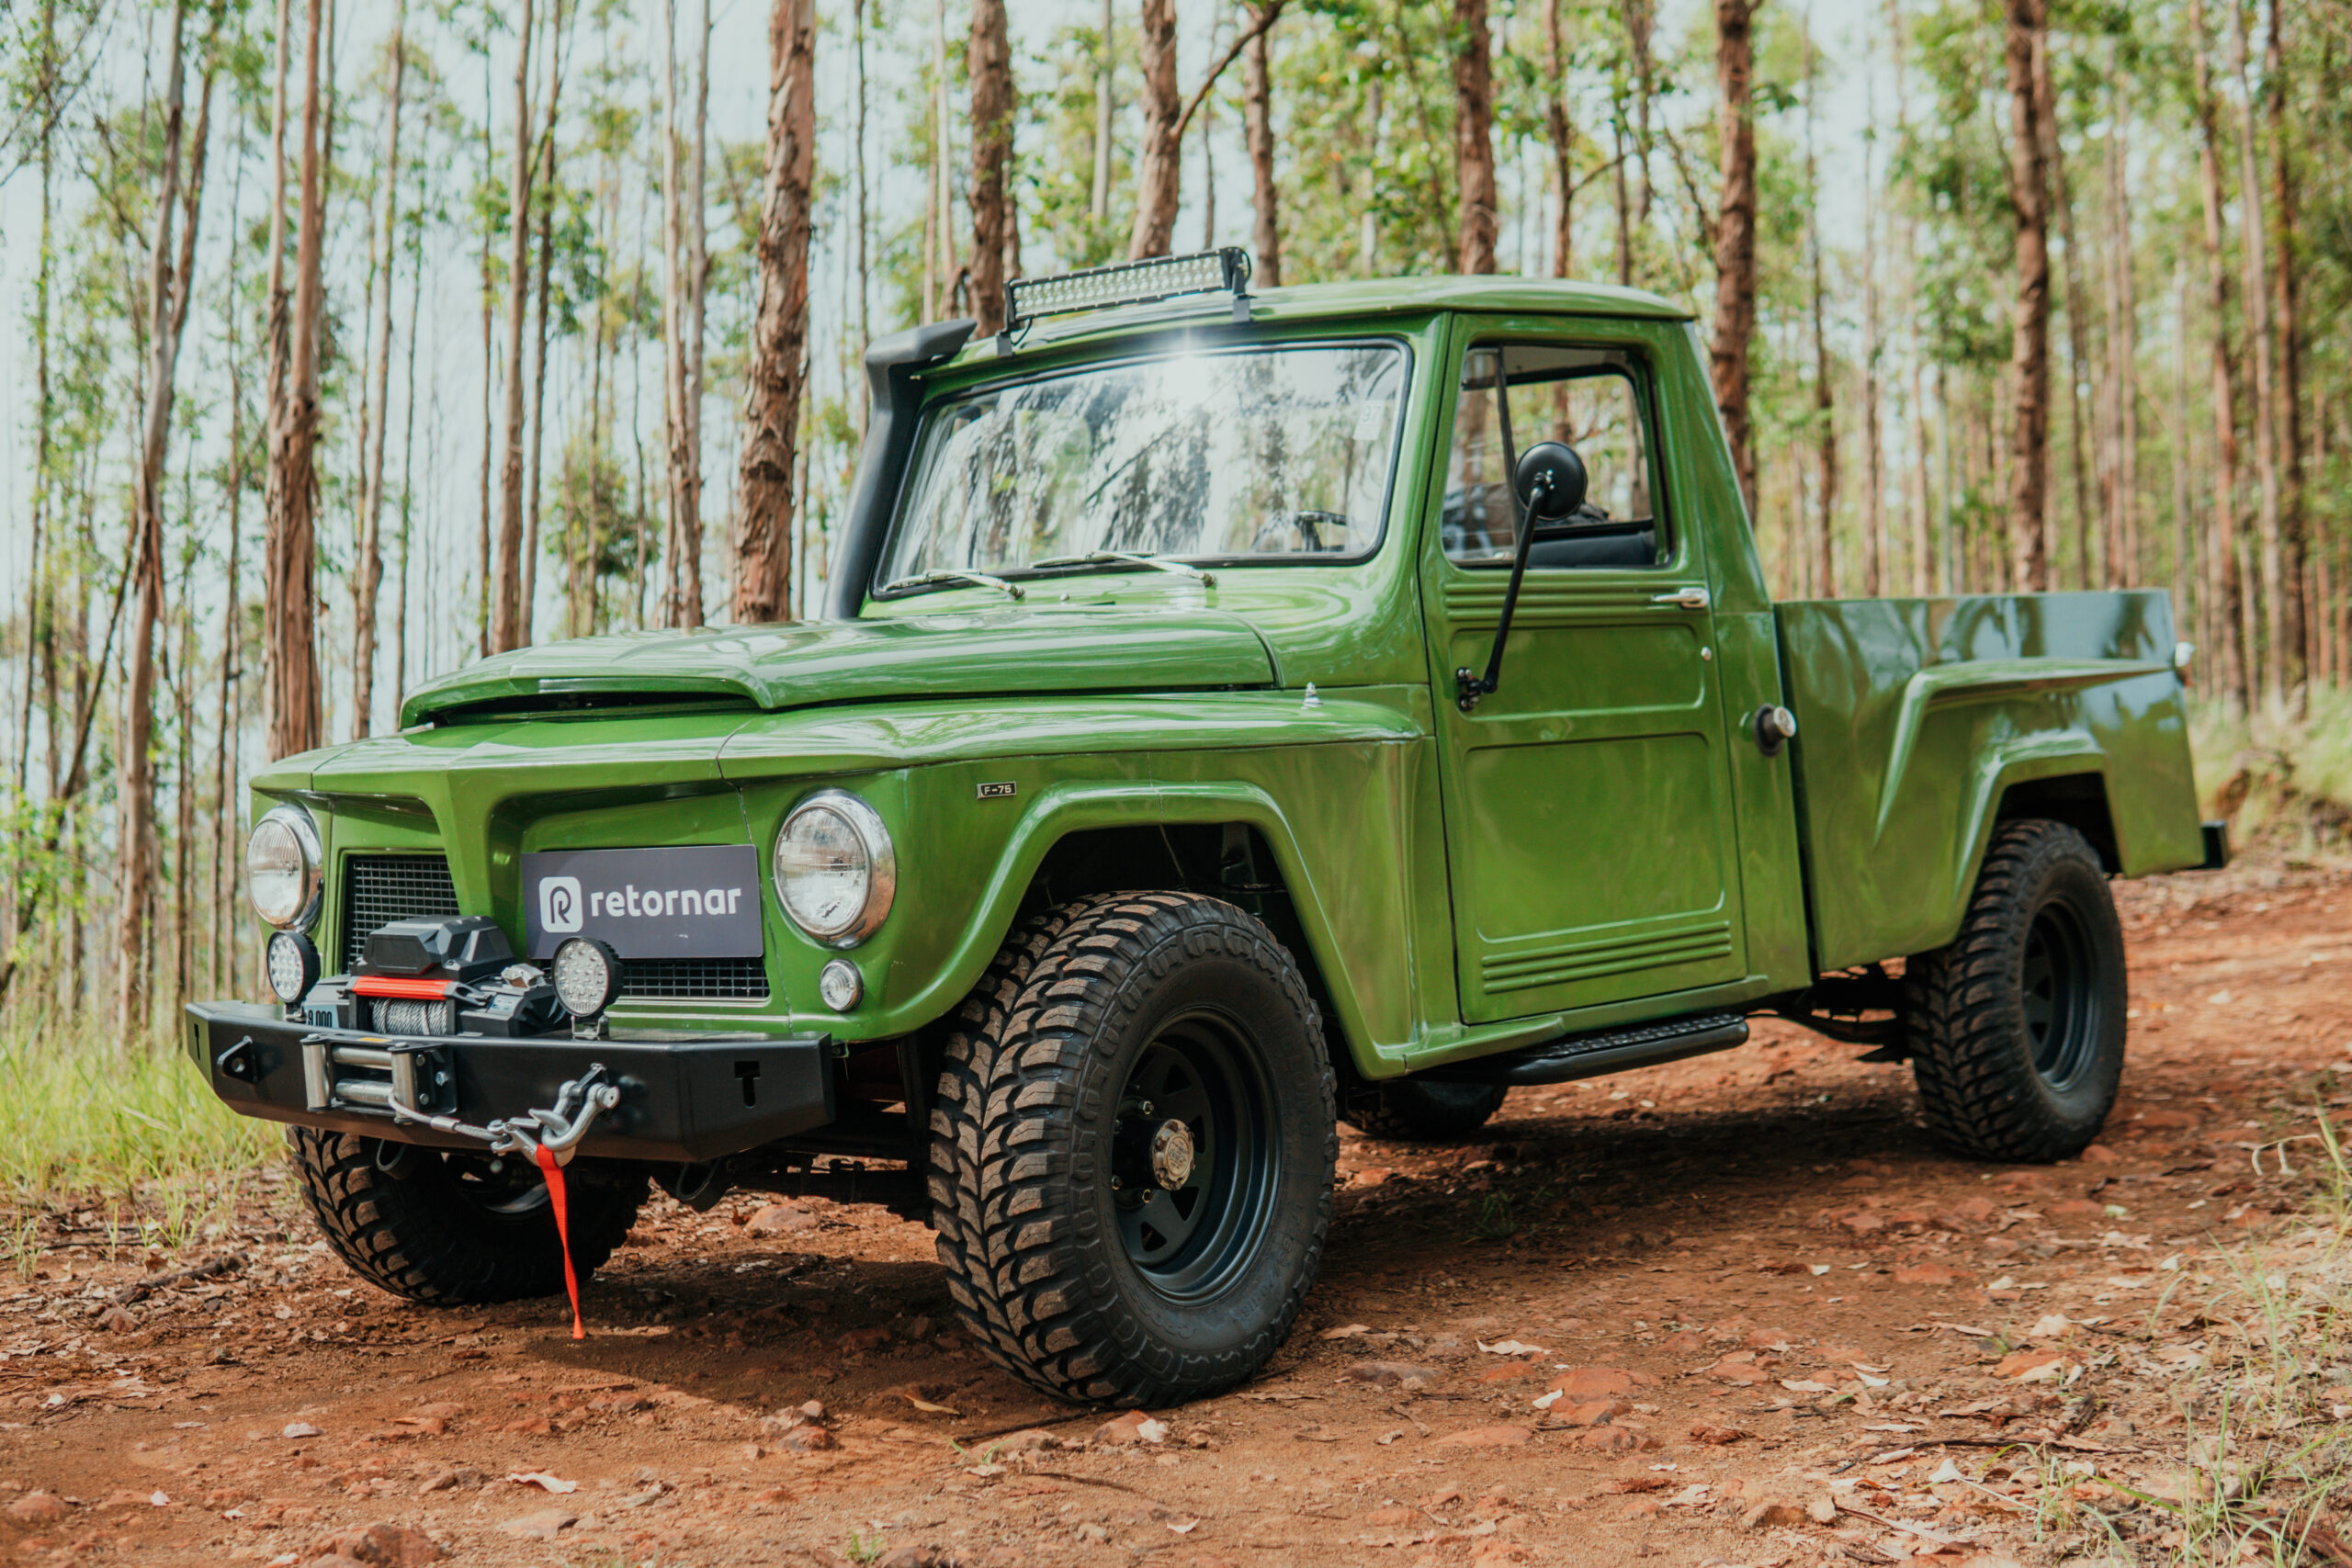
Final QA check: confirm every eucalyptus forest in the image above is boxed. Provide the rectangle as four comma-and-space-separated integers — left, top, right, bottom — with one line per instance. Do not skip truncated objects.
0, 0, 2346, 1042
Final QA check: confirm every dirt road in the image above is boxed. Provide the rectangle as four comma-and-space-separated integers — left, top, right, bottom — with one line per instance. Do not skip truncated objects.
3, 863, 2346, 1567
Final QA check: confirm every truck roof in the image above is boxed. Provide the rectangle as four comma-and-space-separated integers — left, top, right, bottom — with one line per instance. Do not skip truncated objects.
963, 275, 1694, 365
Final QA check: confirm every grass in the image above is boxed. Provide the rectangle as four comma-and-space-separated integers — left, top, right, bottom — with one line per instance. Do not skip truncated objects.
2190, 690, 2352, 852
2039, 1114, 2352, 1565
0, 1017, 277, 1255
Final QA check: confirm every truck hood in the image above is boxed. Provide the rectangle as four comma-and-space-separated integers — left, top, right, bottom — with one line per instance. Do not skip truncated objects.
398, 606, 1281, 727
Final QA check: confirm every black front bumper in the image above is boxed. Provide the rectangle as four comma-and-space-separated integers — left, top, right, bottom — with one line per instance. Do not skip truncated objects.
184, 1001, 835, 1164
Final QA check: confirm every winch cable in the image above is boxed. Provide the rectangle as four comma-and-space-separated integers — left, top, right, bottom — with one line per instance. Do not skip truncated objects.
532, 1144, 587, 1340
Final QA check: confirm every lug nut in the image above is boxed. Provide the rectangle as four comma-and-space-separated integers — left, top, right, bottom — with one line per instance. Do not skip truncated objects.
1110, 1176, 1123, 1190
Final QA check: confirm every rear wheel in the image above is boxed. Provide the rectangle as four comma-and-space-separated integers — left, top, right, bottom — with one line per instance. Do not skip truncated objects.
1904, 819, 2127, 1162
928, 891, 1337, 1405
289, 1129, 644, 1303
1345, 1079, 1508, 1142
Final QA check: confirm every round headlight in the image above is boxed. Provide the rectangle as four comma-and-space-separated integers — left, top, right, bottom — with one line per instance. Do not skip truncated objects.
246, 805, 322, 931
772, 790, 896, 947
551, 936, 623, 1019
266, 930, 322, 1004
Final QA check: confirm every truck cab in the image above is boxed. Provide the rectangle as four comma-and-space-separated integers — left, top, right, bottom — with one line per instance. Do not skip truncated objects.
189, 254, 2215, 1408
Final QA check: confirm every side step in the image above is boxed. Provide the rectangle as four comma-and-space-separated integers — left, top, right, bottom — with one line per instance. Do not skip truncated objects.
1419, 1010, 1749, 1087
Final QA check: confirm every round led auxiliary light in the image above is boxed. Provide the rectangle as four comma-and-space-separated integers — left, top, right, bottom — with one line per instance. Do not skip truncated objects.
772, 791, 897, 948
551, 936, 624, 1020
265, 930, 322, 1005
246, 804, 322, 931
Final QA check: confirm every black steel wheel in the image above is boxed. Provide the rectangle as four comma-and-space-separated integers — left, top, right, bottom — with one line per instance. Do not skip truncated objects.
288, 1130, 645, 1304
1344, 1078, 1508, 1142
929, 891, 1337, 1405
1904, 818, 2128, 1162
1109, 1021, 1275, 1295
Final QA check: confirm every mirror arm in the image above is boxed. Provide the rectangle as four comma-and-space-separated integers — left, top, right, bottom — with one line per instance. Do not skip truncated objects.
1455, 474, 1553, 713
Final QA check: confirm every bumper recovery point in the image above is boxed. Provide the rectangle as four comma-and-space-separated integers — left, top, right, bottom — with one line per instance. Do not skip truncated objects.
185, 1001, 834, 1164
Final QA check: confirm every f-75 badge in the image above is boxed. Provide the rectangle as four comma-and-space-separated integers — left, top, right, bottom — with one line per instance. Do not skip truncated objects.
977, 781, 1017, 799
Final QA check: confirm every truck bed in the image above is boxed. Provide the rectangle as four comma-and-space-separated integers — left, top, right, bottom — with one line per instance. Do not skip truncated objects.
1773, 592, 2204, 974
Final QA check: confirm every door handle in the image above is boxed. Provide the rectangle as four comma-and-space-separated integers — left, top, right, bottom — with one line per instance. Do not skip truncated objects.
1650, 587, 1711, 611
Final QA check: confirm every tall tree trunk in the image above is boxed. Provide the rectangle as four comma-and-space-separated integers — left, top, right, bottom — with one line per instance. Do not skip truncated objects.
118, 0, 196, 1038
1625, 0, 1655, 233
735, 0, 817, 624
394, 213, 420, 713
2267, 0, 2305, 712
854, 0, 872, 428
267, 0, 327, 760
1859, 29, 1884, 599
2002, 0, 2052, 592
1091, 0, 1114, 231
1128, 0, 1180, 259
476, 62, 493, 656
352, 0, 405, 738
2172, 265, 2201, 658
967, 0, 1013, 335
660, 0, 684, 620
2188, 0, 2250, 712
210, 147, 248, 998
490, 0, 537, 652
1543, 0, 1574, 277
1708, 0, 1760, 514
2225, 0, 2284, 711
2100, 66, 2140, 588
20, 0, 57, 807
2040, 34, 2095, 590
1242, 5, 1280, 287
1452, 0, 1497, 275
683, 0, 710, 624
1804, 26, 1836, 597
520, 0, 571, 648
658, 0, 709, 627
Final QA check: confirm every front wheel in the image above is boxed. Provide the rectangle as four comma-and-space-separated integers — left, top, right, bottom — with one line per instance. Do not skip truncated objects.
1903, 819, 2127, 1162
928, 891, 1337, 1405
289, 1129, 645, 1303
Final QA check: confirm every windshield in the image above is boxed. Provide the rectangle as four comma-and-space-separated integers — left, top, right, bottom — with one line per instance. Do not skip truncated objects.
880, 343, 1408, 586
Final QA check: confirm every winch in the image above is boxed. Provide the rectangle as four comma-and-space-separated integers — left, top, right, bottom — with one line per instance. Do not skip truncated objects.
298, 916, 568, 1039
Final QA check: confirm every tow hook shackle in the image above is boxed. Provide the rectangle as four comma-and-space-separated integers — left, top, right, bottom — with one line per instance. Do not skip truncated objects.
387, 1063, 621, 1168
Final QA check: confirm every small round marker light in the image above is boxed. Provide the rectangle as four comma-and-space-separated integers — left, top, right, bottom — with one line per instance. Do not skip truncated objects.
818, 958, 863, 1013
550, 936, 623, 1020
265, 930, 322, 1005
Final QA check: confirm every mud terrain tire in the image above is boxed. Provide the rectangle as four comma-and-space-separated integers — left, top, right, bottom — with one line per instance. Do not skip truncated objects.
1904, 818, 2128, 1162
1344, 1079, 1509, 1142
289, 1129, 644, 1304
928, 891, 1338, 1405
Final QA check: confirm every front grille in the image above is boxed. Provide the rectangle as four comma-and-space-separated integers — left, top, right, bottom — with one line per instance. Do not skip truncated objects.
619, 957, 770, 1001
341, 854, 460, 970
337, 852, 770, 1002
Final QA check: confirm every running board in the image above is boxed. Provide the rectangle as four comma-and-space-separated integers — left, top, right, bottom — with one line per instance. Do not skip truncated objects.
1419, 1010, 1749, 1087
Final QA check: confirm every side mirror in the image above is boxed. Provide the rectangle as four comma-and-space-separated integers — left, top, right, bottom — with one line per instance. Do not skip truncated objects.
1513, 442, 1588, 523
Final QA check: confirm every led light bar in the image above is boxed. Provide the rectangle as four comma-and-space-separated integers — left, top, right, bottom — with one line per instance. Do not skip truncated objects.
1003, 246, 1253, 335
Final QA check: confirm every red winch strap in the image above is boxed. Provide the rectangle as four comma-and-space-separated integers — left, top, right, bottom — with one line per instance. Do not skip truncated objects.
533, 1144, 586, 1340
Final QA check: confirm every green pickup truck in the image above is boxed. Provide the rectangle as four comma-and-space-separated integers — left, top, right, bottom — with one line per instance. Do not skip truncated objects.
188, 254, 2221, 1407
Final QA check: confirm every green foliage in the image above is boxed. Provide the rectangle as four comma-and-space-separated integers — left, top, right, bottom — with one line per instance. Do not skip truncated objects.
1020, 11, 1135, 273
0, 1026, 274, 1214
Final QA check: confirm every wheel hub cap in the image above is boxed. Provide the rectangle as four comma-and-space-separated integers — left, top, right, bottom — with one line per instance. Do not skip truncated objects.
1149, 1119, 1195, 1189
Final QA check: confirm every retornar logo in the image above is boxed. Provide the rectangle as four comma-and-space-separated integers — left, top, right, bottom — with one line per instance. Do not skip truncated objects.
539, 875, 583, 932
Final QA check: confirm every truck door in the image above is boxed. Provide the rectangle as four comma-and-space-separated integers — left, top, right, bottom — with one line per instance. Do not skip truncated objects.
1419, 332, 1748, 1026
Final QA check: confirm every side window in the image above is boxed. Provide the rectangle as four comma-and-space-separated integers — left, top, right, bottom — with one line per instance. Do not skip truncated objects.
1441, 344, 1668, 570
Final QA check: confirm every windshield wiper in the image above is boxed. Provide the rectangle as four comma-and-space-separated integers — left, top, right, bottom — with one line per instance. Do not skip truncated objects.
1029, 550, 1216, 586
882, 570, 1026, 601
